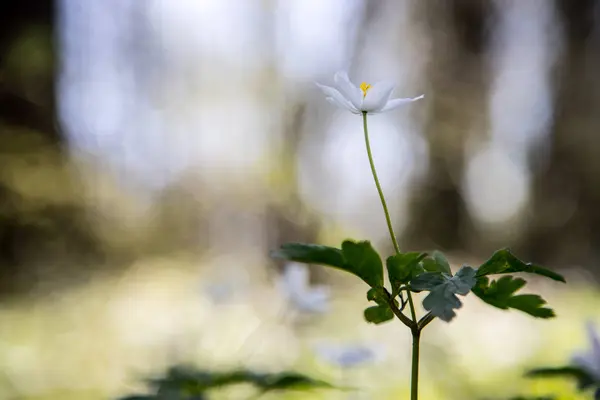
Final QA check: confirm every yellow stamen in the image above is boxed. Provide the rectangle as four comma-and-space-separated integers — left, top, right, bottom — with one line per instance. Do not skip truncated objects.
360, 82, 372, 98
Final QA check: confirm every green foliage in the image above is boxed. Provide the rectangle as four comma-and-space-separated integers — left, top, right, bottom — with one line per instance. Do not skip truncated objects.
272, 240, 384, 288
366, 287, 388, 304
119, 397, 157, 400
386, 252, 426, 294
476, 249, 566, 283
472, 276, 555, 318
364, 287, 395, 324
364, 304, 394, 324
271, 243, 345, 268
272, 242, 564, 325
340, 240, 384, 288
117, 365, 333, 400
409, 266, 477, 322
526, 366, 599, 391
505, 397, 556, 400
431, 251, 452, 275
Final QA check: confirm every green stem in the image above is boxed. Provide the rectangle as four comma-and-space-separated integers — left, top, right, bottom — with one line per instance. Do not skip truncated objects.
418, 311, 436, 330
361, 112, 401, 255
362, 111, 418, 320
362, 112, 421, 399
411, 329, 421, 400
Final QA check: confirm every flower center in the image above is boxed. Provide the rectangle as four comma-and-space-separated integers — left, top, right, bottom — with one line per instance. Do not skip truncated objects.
360, 82, 372, 98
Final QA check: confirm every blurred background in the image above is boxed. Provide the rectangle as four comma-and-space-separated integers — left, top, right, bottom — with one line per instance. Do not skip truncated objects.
1, 0, 600, 398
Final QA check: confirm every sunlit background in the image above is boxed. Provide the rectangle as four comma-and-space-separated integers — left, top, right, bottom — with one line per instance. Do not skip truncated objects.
1, 0, 600, 399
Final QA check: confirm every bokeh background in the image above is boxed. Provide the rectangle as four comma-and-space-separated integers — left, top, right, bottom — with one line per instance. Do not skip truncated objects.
1, 0, 600, 399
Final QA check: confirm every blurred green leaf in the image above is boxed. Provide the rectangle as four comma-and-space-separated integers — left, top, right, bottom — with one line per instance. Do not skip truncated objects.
386, 252, 426, 294
364, 304, 394, 324
472, 276, 555, 318
526, 366, 598, 390
411, 266, 477, 322
119, 365, 332, 400
476, 249, 565, 283
117, 397, 157, 400
252, 371, 333, 393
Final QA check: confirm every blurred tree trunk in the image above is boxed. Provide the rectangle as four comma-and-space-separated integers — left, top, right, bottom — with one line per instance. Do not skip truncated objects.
522, 0, 600, 272
0, 0, 56, 138
0, 0, 111, 295
401, 0, 493, 253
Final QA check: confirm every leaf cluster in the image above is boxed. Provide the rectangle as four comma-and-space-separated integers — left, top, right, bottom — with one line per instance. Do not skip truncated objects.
272, 242, 565, 324
117, 365, 332, 400
526, 366, 600, 398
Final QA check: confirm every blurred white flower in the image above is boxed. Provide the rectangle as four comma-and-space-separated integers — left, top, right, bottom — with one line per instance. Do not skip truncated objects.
203, 282, 235, 304
278, 262, 330, 314
316, 71, 423, 115
313, 342, 383, 369
572, 321, 600, 380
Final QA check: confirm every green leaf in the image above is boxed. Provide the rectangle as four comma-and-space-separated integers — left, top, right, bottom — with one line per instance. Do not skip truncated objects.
476, 248, 566, 283
364, 305, 394, 324
366, 287, 388, 306
271, 241, 384, 288
507, 295, 555, 318
432, 251, 452, 275
472, 276, 556, 318
526, 366, 598, 390
411, 266, 477, 322
341, 240, 384, 288
386, 252, 427, 294
365, 288, 397, 324
271, 243, 344, 268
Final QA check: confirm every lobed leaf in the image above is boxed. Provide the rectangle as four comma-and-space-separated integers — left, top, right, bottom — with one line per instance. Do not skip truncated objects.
409, 266, 477, 322
476, 249, 565, 283
472, 276, 556, 318
409, 271, 446, 292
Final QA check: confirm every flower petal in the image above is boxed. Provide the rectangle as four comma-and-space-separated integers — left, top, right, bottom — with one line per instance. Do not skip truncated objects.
378, 94, 425, 113
587, 322, 600, 365
572, 353, 600, 380
326, 97, 360, 114
333, 71, 363, 109
316, 83, 358, 113
361, 81, 395, 112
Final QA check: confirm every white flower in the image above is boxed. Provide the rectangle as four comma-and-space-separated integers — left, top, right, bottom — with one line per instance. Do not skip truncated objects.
278, 262, 330, 314
572, 321, 600, 381
316, 71, 424, 114
313, 342, 382, 369
203, 282, 235, 304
